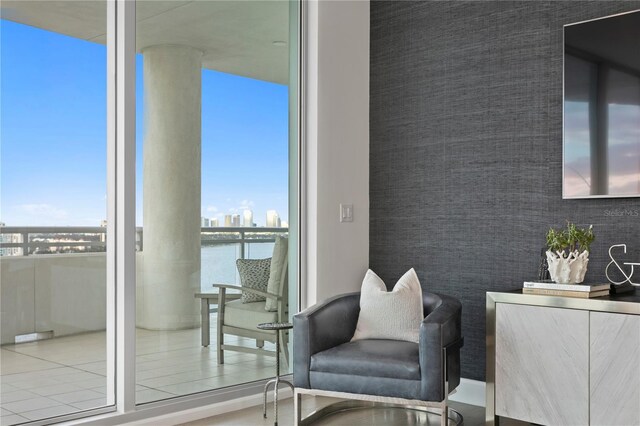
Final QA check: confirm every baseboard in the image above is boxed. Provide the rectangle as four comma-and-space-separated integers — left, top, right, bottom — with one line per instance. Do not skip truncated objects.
449, 378, 485, 407
128, 388, 293, 425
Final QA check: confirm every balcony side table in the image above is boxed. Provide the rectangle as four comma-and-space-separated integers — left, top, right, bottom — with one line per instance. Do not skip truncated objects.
257, 322, 294, 426
194, 292, 241, 347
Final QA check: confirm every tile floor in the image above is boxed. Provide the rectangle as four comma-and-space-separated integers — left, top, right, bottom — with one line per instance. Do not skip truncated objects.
1, 314, 281, 425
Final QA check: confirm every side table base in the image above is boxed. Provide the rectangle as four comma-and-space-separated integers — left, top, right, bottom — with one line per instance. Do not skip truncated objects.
263, 379, 294, 425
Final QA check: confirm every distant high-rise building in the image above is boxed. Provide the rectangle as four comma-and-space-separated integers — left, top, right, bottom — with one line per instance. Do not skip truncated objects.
210, 218, 219, 227
99, 220, 108, 243
0, 222, 21, 256
201, 217, 210, 227
266, 210, 280, 228
0, 222, 7, 256
281, 220, 288, 229
243, 210, 253, 227
224, 215, 233, 227
231, 214, 241, 227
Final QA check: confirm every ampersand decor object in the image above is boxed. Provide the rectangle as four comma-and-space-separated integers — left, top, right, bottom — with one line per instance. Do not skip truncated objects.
606, 244, 640, 286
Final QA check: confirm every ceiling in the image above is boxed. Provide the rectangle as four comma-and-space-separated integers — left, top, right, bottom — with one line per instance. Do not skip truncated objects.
1, 0, 290, 85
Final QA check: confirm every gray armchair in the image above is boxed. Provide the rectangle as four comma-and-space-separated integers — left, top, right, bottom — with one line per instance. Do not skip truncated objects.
293, 290, 463, 425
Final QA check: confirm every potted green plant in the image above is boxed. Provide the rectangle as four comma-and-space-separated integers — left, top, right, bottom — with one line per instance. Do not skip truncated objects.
546, 222, 595, 284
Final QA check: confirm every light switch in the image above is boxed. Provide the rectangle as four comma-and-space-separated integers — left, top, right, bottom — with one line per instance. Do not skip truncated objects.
340, 204, 353, 222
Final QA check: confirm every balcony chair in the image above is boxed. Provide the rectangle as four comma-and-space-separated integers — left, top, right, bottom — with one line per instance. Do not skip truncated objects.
293, 290, 463, 426
212, 241, 289, 366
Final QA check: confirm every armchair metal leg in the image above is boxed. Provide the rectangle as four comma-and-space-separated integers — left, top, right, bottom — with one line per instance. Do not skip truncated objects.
294, 390, 302, 426
441, 371, 449, 426
441, 404, 448, 426
294, 390, 463, 426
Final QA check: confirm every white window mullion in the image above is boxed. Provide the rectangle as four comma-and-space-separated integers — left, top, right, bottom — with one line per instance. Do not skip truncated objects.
106, 0, 116, 407
115, 0, 137, 413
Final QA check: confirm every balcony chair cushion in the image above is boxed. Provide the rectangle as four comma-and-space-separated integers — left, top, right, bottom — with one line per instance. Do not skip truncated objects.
224, 299, 278, 333
266, 236, 287, 311
236, 258, 271, 303
351, 269, 424, 343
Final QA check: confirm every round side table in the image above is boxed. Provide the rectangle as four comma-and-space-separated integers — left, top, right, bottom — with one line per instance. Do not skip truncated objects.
257, 322, 294, 426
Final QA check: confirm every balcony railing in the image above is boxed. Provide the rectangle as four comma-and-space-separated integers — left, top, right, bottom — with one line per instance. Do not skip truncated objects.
0, 226, 288, 344
0, 226, 288, 257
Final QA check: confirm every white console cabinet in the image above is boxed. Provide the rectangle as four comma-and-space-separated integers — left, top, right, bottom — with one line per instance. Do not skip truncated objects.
486, 291, 640, 426
590, 311, 640, 426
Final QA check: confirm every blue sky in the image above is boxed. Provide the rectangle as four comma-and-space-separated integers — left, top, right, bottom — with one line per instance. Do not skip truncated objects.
1, 20, 289, 227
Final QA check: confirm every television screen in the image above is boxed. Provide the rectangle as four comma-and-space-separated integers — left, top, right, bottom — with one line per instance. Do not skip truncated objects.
564, 10, 640, 198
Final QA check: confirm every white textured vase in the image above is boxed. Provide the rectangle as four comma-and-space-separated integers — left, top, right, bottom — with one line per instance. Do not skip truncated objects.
546, 250, 589, 284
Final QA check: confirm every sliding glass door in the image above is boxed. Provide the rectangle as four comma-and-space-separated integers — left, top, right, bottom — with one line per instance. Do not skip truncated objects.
0, 0, 300, 425
133, 0, 298, 404
1, 0, 299, 422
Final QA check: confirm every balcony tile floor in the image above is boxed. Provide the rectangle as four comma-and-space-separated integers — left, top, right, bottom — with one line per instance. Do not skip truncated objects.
1, 314, 279, 425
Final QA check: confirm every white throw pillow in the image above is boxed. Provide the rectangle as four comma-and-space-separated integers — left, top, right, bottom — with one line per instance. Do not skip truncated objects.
351, 268, 424, 344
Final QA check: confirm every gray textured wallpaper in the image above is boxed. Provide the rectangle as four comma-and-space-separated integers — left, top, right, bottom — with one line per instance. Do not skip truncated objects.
370, 1, 640, 381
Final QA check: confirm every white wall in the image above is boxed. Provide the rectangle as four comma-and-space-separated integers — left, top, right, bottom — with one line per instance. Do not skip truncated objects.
304, 0, 370, 307
301, 2, 489, 408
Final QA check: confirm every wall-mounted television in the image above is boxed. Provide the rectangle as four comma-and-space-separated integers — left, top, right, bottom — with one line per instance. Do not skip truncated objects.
563, 10, 640, 199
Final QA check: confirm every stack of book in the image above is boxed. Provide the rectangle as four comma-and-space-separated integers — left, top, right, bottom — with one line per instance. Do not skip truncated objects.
523, 281, 610, 298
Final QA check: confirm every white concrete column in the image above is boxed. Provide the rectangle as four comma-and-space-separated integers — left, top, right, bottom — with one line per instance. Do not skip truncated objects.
138, 45, 202, 330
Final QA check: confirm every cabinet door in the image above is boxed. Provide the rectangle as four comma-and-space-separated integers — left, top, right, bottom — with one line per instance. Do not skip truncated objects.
495, 303, 589, 425
590, 312, 640, 426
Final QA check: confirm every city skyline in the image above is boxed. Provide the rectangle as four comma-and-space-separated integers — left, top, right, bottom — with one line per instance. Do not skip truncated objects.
204, 208, 287, 228
1, 20, 289, 228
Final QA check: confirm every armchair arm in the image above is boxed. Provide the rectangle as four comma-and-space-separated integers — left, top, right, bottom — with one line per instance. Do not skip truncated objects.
211, 283, 281, 301
293, 292, 360, 388
419, 293, 462, 402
